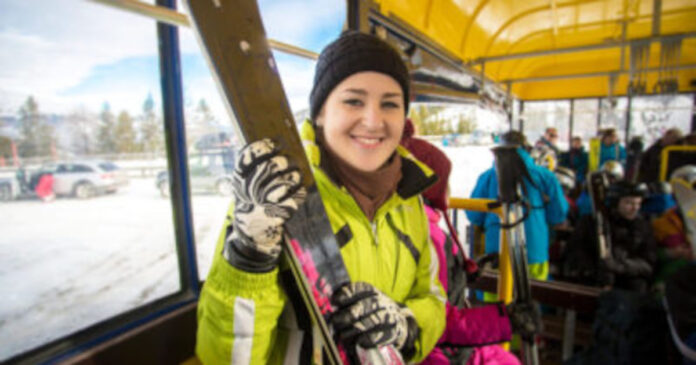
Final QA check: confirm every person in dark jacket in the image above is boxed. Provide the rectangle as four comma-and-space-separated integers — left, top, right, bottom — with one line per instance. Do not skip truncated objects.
638, 128, 683, 183
559, 136, 589, 187
565, 181, 657, 292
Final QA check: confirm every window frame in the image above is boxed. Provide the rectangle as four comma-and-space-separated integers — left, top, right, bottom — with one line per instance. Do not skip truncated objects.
5, 0, 200, 362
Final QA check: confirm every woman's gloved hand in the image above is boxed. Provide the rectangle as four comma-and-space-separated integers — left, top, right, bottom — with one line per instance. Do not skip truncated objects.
330, 282, 420, 360
223, 139, 306, 272
506, 300, 543, 341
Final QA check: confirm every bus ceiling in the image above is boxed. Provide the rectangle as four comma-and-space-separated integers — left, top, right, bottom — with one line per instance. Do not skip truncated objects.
363, 0, 696, 101
92, 0, 696, 105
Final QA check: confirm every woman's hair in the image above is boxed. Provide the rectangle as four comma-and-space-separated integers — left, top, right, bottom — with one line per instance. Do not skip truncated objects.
309, 31, 410, 121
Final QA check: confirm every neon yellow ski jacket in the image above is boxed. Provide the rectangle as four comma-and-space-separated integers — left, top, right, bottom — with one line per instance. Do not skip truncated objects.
196, 121, 446, 364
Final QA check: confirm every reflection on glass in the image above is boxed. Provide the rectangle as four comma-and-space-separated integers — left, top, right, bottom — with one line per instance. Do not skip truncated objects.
0, 1, 179, 360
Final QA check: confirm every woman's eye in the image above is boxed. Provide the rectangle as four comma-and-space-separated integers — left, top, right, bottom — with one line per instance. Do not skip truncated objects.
343, 99, 363, 106
382, 101, 400, 109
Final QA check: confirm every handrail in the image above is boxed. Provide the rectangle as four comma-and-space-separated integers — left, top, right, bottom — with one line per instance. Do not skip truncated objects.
470, 270, 603, 313
87, 0, 319, 60
448, 198, 513, 307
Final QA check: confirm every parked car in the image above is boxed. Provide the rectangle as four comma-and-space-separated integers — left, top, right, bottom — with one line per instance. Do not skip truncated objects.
0, 175, 19, 201
40, 160, 129, 199
157, 149, 235, 198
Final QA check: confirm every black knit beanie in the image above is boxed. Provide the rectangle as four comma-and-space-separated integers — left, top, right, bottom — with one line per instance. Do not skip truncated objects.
309, 31, 410, 121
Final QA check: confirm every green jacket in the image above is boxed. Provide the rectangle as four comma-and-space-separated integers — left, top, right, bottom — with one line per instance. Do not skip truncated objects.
196, 121, 446, 364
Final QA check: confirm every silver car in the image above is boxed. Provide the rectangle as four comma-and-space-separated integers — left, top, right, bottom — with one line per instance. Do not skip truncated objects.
42, 160, 129, 199
157, 150, 235, 197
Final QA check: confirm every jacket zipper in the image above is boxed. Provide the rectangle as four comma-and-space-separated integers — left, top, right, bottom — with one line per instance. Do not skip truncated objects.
371, 221, 379, 246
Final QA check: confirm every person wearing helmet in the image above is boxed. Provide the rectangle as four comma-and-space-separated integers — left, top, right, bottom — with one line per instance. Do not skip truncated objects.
532, 127, 560, 171
652, 165, 696, 284
575, 160, 625, 217
565, 181, 656, 292
554, 166, 578, 221
600, 160, 624, 182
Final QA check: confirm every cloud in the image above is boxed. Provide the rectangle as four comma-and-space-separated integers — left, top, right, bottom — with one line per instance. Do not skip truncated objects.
0, 0, 341, 116
258, 0, 345, 50
0, 0, 160, 113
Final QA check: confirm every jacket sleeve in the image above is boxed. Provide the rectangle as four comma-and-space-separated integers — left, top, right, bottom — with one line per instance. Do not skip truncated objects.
619, 145, 627, 164
466, 170, 494, 227
196, 203, 287, 365
542, 170, 569, 225
403, 209, 447, 363
441, 303, 512, 346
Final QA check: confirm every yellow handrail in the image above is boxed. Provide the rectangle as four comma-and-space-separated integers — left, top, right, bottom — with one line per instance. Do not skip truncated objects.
659, 145, 696, 181
448, 198, 513, 305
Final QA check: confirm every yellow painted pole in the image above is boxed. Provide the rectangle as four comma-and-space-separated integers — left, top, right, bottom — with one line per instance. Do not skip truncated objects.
449, 197, 514, 350
447, 199, 514, 302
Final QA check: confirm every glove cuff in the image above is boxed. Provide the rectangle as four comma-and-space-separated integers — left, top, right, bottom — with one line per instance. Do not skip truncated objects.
223, 229, 281, 273
398, 306, 420, 361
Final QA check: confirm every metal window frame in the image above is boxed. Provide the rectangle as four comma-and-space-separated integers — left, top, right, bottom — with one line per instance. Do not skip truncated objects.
5, 1, 200, 363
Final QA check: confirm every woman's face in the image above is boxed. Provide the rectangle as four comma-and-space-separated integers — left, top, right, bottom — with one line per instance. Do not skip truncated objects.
316, 71, 405, 172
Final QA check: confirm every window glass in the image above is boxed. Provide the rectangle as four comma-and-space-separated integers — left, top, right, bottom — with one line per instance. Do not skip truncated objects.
572, 99, 600, 149
407, 102, 508, 252
598, 97, 628, 141
629, 94, 693, 146
523, 100, 571, 150
99, 161, 119, 171
178, 0, 346, 279
0, 1, 179, 360
72, 164, 94, 173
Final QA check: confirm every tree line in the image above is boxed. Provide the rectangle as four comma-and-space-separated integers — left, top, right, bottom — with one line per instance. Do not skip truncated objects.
408, 105, 476, 136
6, 95, 220, 159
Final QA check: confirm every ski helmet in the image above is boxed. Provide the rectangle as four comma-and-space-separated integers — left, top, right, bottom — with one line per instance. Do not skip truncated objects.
554, 166, 576, 191
600, 160, 624, 181
532, 146, 556, 170
607, 181, 648, 207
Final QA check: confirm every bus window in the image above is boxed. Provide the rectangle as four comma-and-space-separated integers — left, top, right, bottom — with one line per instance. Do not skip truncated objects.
572, 99, 600, 147
0, 1, 181, 360
523, 100, 572, 150
407, 102, 508, 248
178, 0, 346, 280
629, 94, 693, 147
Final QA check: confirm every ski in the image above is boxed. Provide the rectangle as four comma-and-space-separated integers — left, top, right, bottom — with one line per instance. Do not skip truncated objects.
587, 171, 612, 259
183, 1, 402, 364
492, 146, 539, 365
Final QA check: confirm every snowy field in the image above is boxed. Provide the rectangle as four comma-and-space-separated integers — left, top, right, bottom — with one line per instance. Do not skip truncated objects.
0, 178, 229, 360
0, 144, 493, 360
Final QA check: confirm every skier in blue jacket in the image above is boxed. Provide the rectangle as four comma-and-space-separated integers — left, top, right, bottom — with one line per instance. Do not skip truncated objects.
599, 128, 626, 168
467, 131, 569, 282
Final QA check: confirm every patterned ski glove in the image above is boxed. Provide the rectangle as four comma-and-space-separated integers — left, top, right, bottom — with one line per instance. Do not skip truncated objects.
223, 139, 306, 273
506, 300, 543, 341
330, 282, 420, 361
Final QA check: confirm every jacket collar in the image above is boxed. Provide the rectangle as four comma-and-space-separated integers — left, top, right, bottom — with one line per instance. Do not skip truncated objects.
300, 119, 436, 200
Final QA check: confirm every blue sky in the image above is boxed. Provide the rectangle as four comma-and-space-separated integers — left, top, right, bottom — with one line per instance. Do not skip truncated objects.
0, 0, 344, 117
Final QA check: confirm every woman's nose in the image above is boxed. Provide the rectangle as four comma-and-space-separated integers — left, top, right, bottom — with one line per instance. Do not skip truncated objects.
361, 103, 382, 129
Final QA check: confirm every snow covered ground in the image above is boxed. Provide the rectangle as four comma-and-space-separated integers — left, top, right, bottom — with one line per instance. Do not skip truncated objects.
0, 144, 493, 360
0, 178, 229, 360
